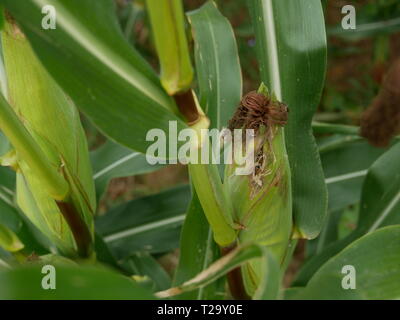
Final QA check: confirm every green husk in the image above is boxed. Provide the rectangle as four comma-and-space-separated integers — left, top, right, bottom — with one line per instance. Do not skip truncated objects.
0, 19, 96, 258
224, 83, 292, 296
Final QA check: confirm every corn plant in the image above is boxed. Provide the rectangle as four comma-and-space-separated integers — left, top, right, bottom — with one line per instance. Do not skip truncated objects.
0, 0, 399, 300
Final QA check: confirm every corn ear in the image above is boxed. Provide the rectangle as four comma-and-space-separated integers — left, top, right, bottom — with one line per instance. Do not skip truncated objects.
224, 83, 292, 296
0, 19, 96, 258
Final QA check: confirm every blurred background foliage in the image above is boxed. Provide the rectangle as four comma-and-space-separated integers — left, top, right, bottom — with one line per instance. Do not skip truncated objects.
80, 0, 399, 284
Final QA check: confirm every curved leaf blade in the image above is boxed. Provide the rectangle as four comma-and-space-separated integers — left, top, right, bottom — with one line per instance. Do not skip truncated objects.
321, 139, 388, 212
90, 140, 164, 200
173, 189, 221, 300
293, 226, 400, 300
174, 1, 243, 299
249, 0, 328, 239
294, 142, 400, 286
0, 265, 154, 299
160, 243, 280, 300
96, 185, 191, 258
188, 1, 242, 129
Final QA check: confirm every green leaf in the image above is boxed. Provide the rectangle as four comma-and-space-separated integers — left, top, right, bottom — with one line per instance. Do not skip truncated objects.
355, 142, 400, 233
96, 185, 191, 258
0, 169, 49, 255
0, 131, 10, 156
292, 226, 400, 300
306, 210, 342, 257
159, 243, 279, 300
0, 265, 154, 299
248, 0, 328, 239
321, 139, 387, 212
93, 232, 119, 269
146, 0, 193, 95
252, 248, 281, 300
187, 1, 242, 129
185, 2, 242, 247
313, 122, 360, 136
173, 189, 222, 300
2, 0, 188, 155
0, 166, 14, 191
174, 1, 244, 299
120, 252, 172, 292
90, 140, 164, 200
294, 142, 400, 286
0, 224, 23, 252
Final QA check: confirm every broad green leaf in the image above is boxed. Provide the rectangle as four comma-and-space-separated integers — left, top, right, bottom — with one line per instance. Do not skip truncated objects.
355, 142, 400, 234
306, 210, 342, 258
173, 189, 222, 300
0, 224, 23, 252
146, 0, 193, 95
252, 247, 281, 300
292, 226, 400, 300
90, 140, 164, 200
174, 1, 243, 299
0, 265, 154, 299
249, 0, 328, 239
0, 173, 49, 255
96, 185, 191, 258
0, 166, 14, 191
313, 122, 360, 136
95, 233, 171, 292
321, 139, 387, 212
187, 1, 242, 129
120, 252, 172, 292
0, 252, 12, 269
2, 0, 188, 155
317, 134, 363, 154
159, 243, 279, 300
0, 197, 18, 231
94, 232, 120, 270
0, 167, 17, 232
294, 142, 400, 286
0, 131, 10, 156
